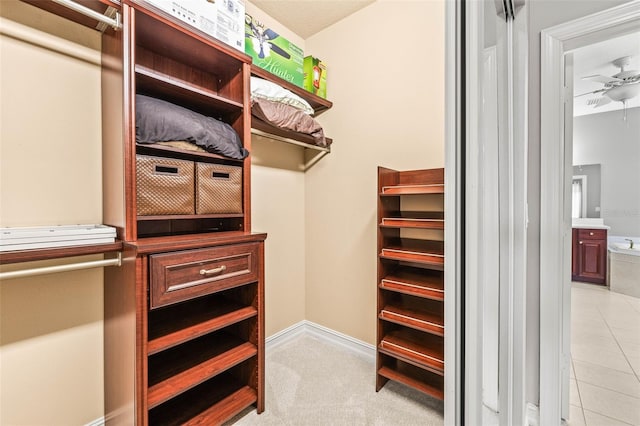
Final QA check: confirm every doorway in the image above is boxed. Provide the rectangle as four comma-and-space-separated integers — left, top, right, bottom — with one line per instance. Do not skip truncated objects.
540, 2, 640, 424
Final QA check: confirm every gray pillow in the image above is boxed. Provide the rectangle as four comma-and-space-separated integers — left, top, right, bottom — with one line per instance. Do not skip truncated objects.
135, 94, 248, 160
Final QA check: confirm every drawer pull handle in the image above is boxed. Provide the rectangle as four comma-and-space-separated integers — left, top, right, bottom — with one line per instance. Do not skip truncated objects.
579, 241, 583, 245
589, 232, 594, 236
199, 265, 227, 276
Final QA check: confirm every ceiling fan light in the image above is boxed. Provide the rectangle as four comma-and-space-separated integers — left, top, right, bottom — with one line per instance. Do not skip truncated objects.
605, 83, 640, 102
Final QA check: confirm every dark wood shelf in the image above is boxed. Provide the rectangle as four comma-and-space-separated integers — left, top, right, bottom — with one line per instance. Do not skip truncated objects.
148, 296, 257, 355
380, 184, 445, 196
380, 212, 444, 230
380, 268, 444, 301
137, 213, 244, 221
251, 65, 332, 116
379, 304, 444, 336
251, 118, 332, 150
0, 241, 122, 265
379, 329, 444, 375
380, 239, 444, 267
136, 143, 244, 165
148, 331, 256, 408
148, 373, 256, 425
378, 365, 444, 400
21, 0, 121, 31
136, 65, 243, 117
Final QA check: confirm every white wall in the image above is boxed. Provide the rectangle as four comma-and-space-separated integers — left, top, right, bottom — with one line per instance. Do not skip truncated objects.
304, 0, 445, 344
0, 1, 104, 424
526, 0, 631, 405
574, 107, 640, 237
245, 2, 308, 337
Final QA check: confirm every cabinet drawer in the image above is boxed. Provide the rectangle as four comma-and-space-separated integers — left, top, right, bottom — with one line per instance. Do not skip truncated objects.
577, 229, 606, 240
150, 243, 259, 309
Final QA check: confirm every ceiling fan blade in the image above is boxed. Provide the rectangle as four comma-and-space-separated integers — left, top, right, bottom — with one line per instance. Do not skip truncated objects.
582, 74, 622, 84
574, 89, 605, 98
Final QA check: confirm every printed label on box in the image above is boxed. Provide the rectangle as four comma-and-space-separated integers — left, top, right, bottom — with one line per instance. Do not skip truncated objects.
146, 0, 245, 51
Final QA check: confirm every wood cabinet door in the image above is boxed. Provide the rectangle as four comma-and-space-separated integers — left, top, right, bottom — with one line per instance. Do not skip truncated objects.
576, 238, 606, 284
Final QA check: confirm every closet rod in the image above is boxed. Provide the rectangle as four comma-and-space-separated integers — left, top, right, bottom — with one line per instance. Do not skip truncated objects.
52, 0, 122, 30
0, 252, 122, 280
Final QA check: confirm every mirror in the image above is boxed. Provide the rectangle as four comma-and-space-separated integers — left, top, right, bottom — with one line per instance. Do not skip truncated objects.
572, 164, 601, 218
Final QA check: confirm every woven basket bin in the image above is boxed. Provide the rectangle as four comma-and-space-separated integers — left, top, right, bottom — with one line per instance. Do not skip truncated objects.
136, 155, 195, 216
196, 162, 242, 214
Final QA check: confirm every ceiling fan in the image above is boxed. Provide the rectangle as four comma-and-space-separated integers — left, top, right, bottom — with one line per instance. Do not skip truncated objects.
576, 56, 640, 115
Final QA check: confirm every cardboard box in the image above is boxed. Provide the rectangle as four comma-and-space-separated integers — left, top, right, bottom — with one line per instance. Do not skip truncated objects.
146, 0, 245, 52
303, 56, 327, 98
245, 13, 304, 87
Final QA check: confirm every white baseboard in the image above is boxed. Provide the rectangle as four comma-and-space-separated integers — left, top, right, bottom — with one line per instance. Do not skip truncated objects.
265, 320, 307, 349
527, 402, 540, 426
266, 320, 376, 361
85, 417, 105, 426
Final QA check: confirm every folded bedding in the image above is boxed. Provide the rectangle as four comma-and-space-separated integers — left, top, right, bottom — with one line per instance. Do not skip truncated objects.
251, 98, 327, 147
135, 94, 248, 160
250, 77, 314, 115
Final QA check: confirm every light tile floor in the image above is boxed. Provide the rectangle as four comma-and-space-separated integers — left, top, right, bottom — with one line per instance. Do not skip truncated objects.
569, 282, 640, 426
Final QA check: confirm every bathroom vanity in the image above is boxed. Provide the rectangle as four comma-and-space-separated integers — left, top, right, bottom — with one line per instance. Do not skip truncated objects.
572, 219, 609, 285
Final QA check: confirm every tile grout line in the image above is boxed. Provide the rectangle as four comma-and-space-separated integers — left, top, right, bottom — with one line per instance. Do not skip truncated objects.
597, 303, 640, 383
573, 376, 640, 400
582, 408, 636, 426
571, 358, 588, 426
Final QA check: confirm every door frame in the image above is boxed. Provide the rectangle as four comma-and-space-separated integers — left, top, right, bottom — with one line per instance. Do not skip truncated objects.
539, 2, 640, 424
445, 1, 464, 424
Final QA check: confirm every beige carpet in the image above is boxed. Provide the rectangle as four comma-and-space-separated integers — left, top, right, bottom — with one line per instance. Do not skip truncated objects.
229, 333, 444, 425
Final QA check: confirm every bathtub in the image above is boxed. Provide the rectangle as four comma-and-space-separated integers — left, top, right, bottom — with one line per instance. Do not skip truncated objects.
608, 236, 640, 298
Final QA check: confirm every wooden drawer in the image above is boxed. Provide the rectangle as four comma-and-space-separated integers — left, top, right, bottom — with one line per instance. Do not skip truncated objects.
577, 229, 606, 240
150, 243, 259, 308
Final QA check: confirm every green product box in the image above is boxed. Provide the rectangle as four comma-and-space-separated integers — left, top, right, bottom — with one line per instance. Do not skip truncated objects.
303, 56, 327, 99
245, 14, 304, 87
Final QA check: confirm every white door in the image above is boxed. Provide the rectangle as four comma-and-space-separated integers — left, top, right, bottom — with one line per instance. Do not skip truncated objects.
561, 52, 574, 422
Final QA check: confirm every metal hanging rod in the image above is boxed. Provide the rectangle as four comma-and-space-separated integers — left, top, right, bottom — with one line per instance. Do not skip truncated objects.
0, 252, 122, 280
52, 0, 122, 30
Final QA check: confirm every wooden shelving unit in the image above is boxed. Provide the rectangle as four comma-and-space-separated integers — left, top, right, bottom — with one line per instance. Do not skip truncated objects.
47, 0, 269, 423
376, 166, 445, 402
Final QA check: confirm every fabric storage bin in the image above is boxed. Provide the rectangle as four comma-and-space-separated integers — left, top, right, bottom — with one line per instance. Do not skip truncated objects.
196, 162, 242, 214
136, 155, 195, 215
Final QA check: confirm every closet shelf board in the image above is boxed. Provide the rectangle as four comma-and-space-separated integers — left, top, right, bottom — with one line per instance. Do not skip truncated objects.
251, 118, 332, 151
380, 218, 444, 230
0, 241, 123, 265
148, 301, 257, 355
380, 184, 445, 196
379, 305, 444, 336
148, 337, 256, 409
377, 366, 444, 400
136, 65, 243, 115
136, 143, 244, 164
380, 269, 445, 301
379, 329, 444, 375
148, 374, 256, 425
379, 239, 444, 266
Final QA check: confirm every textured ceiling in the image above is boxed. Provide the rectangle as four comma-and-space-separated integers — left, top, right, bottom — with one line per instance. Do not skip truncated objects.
573, 31, 640, 117
250, 0, 375, 39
